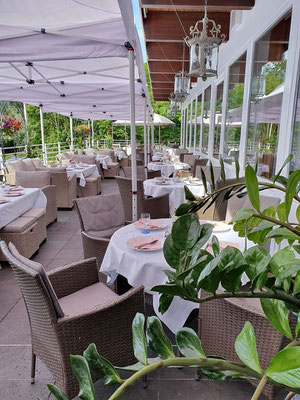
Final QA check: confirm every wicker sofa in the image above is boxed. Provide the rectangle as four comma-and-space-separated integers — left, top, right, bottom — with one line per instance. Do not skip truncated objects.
5, 158, 45, 185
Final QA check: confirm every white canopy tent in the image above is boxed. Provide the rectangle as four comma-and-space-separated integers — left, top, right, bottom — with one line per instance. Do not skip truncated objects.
0, 0, 152, 220
112, 113, 175, 126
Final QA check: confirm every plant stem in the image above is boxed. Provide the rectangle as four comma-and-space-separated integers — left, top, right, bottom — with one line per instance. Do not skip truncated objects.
180, 290, 300, 308
251, 375, 268, 400
109, 358, 263, 400
251, 213, 300, 237
285, 339, 300, 348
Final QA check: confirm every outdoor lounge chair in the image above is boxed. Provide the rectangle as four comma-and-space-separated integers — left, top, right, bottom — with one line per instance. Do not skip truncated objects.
0, 241, 144, 399
115, 176, 169, 222
50, 171, 77, 208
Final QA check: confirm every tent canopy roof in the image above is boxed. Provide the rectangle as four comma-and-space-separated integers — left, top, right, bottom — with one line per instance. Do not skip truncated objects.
113, 113, 175, 126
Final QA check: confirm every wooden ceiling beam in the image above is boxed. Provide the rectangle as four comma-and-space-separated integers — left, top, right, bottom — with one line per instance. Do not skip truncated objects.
141, 0, 254, 11
146, 41, 189, 61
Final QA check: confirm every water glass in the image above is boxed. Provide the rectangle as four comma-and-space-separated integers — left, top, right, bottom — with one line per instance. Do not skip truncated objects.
141, 212, 150, 234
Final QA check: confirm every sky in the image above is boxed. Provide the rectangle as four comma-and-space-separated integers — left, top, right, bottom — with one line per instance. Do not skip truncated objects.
132, 0, 147, 62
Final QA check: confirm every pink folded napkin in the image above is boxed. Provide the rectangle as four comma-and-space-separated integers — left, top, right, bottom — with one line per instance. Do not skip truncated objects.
0, 197, 9, 203
136, 220, 164, 229
4, 191, 24, 196
128, 237, 162, 250
6, 186, 23, 191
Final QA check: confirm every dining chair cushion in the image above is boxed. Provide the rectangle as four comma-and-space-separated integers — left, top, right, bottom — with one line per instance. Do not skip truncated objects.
22, 159, 36, 171
22, 208, 46, 221
15, 170, 51, 188
59, 282, 118, 317
6, 160, 27, 174
1, 216, 34, 233
8, 242, 64, 317
86, 225, 123, 239
74, 155, 96, 164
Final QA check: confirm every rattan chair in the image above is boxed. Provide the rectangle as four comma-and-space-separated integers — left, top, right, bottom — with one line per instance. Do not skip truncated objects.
1, 241, 144, 399
195, 165, 221, 188
192, 159, 208, 177
147, 170, 161, 179
122, 166, 147, 180
50, 171, 77, 208
115, 176, 169, 223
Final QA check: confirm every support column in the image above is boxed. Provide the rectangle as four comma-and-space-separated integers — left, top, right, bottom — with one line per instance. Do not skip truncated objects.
193, 97, 198, 154
88, 119, 91, 147
91, 120, 94, 147
189, 102, 193, 149
39, 105, 47, 166
112, 125, 114, 146
127, 42, 138, 222
23, 103, 29, 147
147, 110, 150, 163
151, 122, 154, 149
143, 96, 148, 176
180, 108, 183, 148
158, 123, 161, 147
70, 114, 74, 151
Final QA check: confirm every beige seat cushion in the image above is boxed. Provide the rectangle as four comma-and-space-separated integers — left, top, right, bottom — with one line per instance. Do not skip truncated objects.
85, 175, 98, 183
87, 225, 123, 239
59, 282, 118, 317
1, 217, 35, 233
107, 162, 119, 168
23, 159, 35, 171
6, 160, 26, 174
15, 171, 50, 188
22, 208, 46, 221
8, 243, 64, 317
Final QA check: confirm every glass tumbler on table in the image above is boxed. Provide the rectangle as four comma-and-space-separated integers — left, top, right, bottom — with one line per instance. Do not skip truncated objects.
141, 212, 150, 234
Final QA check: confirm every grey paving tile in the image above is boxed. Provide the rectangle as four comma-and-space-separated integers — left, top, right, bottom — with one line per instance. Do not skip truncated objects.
0, 379, 55, 400
0, 318, 30, 344
56, 248, 84, 259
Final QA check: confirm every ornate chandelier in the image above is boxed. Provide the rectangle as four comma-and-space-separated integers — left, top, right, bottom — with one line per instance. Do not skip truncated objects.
174, 44, 191, 100
185, 0, 225, 80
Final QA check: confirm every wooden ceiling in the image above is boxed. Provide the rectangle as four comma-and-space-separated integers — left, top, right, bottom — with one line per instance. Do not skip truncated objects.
140, 0, 255, 101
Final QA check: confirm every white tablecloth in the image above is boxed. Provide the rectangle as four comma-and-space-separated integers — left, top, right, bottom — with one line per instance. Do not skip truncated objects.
96, 155, 112, 169
0, 188, 47, 229
143, 179, 205, 214
101, 218, 251, 333
148, 162, 176, 177
114, 150, 126, 160
66, 165, 98, 187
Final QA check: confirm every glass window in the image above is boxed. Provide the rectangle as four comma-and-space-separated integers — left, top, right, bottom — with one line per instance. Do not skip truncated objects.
202, 86, 211, 154
247, 13, 291, 178
224, 52, 246, 164
291, 68, 300, 172
187, 103, 192, 148
214, 82, 224, 157
191, 99, 196, 149
196, 94, 202, 152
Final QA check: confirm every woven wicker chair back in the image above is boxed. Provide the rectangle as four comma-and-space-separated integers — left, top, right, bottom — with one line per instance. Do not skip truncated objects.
115, 177, 144, 221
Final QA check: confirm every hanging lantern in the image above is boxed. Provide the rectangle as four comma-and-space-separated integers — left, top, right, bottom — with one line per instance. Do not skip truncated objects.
251, 75, 266, 100
185, 0, 225, 81
169, 93, 182, 113
174, 71, 190, 97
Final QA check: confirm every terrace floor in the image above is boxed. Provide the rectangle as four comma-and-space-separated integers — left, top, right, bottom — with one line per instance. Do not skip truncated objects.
0, 179, 289, 400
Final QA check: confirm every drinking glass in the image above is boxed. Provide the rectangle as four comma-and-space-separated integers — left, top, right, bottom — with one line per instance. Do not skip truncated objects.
141, 212, 150, 234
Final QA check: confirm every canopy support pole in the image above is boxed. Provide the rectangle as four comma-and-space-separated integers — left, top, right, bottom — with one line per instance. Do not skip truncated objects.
70, 114, 74, 151
91, 120, 94, 147
158, 123, 161, 148
23, 103, 29, 147
143, 96, 147, 178
127, 42, 137, 222
39, 104, 47, 166
151, 121, 154, 149
88, 119, 91, 147
147, 110, 150, 163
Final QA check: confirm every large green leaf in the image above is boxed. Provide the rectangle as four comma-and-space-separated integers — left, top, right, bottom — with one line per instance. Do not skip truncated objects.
234, 322, 262, 374
184, 185, 197, 201
295, 312, 300, 339
212, 235, 220, 257
277, 260, 300, 281
158, 293, 174, 314
46, 384, 68, 400
245, 165, 260, 212
272, 153, 293, 184
266, 228, 300, 242
266, 347, 300, 388
209, 160, 215, 191
117, 357, 161, 372
232, 208, 254, 222
270, 247, 296, 277
218, 247, 247, 292
70, 355, 95, 400
175, 203, 194, 216
146, 316, 175, 359
244, 246, 271, 281
260, 298, 292, 339
132, 313, 147, 365
151, 283, 188, 297
277, 202, 287, 222
163, 235, 185, 270
176, 328, 205, 358
297, 205, 300, 224
172, 214, 201, 250
293, 271, 300, 295
197, 256, 222, 293
83, 344, 121, 386
200, 167, 208, 193
285, 170, 300, 220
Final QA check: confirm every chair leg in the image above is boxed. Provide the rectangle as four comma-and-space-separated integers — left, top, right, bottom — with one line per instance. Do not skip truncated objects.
142, 374, 148, 388
31, 352, 36, 384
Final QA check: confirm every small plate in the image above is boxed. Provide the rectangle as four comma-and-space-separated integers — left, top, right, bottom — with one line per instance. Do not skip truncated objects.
155, 181, 171, 185
155, 177, 170, 181
4, 191, 24, 197
4, 185, 23, 191
127, 237, 163, 252
135, 221, 167, 230
0, 198, 9, 204
211, 221, 231, 233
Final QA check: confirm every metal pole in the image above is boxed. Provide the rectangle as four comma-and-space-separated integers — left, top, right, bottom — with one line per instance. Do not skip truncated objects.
180, 107, 183, 148
112, 125, 114, 147
158, 123, 161, 147
147, 110, 150, 163
91, 120, 94, 147
39, 105, 47, 165
143, 96, 148, 178
127, 42, 137, 222
88, 119, 91, 147
151, 121, 154, 149
70, 115, 74, 151
23, 103, 29, 147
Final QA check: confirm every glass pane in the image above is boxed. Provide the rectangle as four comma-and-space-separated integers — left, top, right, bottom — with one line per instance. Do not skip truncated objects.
291, 69, 300, 172
202, 86, 211, 154
214, 82, 224, 157
224, 52, 246, 164
196, 94, 202, 151
247, 13, 291, 178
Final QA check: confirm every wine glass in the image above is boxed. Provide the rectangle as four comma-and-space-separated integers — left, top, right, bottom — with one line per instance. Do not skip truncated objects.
141, 212, 150, 234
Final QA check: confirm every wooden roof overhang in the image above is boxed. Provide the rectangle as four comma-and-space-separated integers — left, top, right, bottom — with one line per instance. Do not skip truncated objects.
140, 0, 255, 101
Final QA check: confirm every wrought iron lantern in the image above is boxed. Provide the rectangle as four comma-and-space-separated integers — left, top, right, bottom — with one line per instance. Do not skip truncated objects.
251, 75, 266, 100
174, 71, 190, 97
185, 0, 225, 80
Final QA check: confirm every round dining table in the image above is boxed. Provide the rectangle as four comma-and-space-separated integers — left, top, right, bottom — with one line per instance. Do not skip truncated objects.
100, 218, 251, 333
148, 161, 190, 177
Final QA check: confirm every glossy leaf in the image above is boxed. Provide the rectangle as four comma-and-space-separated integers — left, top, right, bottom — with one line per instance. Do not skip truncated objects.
172, 215, 201, 250
83, 344, 121, 386
294, 245, 300, 255
297, 205, 300, 224
46, 384, 68, 400
200, 167, 208, 193
212, 235, 220, 257
234, 152, 240, 181
244, 246, 271, 281
117, 357, 161, 372
232, 208, 254, 222
184, 185, 197, 201
151, 283, 188, 297
218, 247, 247, 292
132, 313, 147, 365
158, 293, 174, 314
266, 228, 300, 242
266, 347, 300, 388
277, 260, 300, 281
285, 170, 300, 220
272, 153, 293, 184
146, 316, 175, 359
245, 165, 260, 212
176, 328, 205, 358
295, 312, 300, 339
70, 355, 95, 399
209, 160, 215, 191
187, 225, 213, 269
163, 235, 185, 270
293, 271, 300, 295
270, 247, 296, 277
175, 203, 194, 216
197, 256, 222, 293
234, 322, 262, 374
219, 156, 226, 183
277, 202, 287, 222
260, 298, 292, 339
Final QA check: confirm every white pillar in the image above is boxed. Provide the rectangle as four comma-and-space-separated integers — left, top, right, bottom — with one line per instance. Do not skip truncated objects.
112, 125, 114, 147
151, 122, 155, 149
193, 97, 198, 154
158, 123, 161, 147
147, 110, 150, 162
189, 102, 193, 149
23, 103, 29, 146
128, 43, 138, 222
39, 105, 47, 166
143, 97, 148, 175
91, 120, 94, 147
88, 119, 91, 147
70, 115, 74, 151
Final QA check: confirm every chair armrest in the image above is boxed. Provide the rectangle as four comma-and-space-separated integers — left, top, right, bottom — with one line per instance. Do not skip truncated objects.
35, 167, 48, 171
48, 257, 99, 298
144, 193, 169, 218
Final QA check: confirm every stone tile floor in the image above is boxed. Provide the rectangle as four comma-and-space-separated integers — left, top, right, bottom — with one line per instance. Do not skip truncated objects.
0, 179, 289, 400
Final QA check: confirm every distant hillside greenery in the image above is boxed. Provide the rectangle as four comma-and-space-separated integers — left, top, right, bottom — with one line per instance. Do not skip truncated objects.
0, 63, 180, 149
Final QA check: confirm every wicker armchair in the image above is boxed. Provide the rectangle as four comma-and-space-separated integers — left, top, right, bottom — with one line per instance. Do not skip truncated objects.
0, 241, 144, 399
122, 166, 147, 180
148, 170, 161, 179
50, 171, 77, 208
195, 165, 221, 188
115, 176, 169, 223
192, 159, 208, 176
15, 171, 57, 226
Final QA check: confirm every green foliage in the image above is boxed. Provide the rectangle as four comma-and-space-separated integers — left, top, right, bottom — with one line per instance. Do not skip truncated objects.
234, 322, 262, 374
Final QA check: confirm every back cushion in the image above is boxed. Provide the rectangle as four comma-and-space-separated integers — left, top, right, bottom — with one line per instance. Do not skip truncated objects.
22, 159, 35, 171
74, 155, 95, 164
15, 171, 51, 188
8, 242, 64, 318
76, 193, 125, 232
31, 158, 44, 168
6, 160, 26, 174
